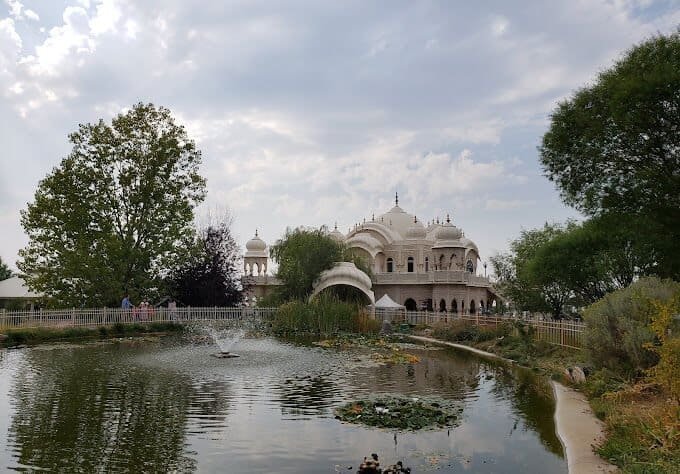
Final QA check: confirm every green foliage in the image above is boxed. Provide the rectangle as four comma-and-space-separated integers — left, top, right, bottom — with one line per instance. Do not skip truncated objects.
433, 320, 512, 344
583, 277, 680, 377
19, 103, 206, 307
646, 296, 680, 403
269, 226, 345, 301
0, 257, 12, 281
540, 32, 680, 279
491, 222, 576, 318
272, 294, 379, 335
1, 322, 184, 347
528, 214, 658, 305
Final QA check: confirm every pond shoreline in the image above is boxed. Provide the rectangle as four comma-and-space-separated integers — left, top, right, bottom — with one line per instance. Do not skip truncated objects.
406, 335, 618, 474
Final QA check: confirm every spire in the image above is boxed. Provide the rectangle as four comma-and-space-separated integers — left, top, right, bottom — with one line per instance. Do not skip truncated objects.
446, 214, 451, 224
395, 191, 399, 206
255, 229, 259, 237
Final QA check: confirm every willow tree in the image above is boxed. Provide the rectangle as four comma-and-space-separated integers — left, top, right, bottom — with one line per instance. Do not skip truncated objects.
19, 103, 206, 307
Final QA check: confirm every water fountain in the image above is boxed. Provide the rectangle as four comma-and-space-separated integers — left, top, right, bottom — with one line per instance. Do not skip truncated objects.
209, 327, 244, 358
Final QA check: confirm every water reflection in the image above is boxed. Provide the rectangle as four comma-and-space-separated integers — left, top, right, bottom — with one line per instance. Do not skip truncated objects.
0, 338, 567, 473
6, 346, 197, 472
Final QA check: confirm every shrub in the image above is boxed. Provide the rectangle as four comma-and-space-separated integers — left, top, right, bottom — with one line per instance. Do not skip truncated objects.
646, 297, 680, 403
583, 277, 680, 377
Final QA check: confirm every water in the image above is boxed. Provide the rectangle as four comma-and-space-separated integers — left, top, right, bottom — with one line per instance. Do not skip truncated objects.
0, 337, 567, 473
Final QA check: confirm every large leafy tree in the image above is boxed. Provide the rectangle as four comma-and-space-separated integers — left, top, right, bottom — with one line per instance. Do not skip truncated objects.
167, 218, 244, 307
269, 227, 345, 302
0, 257, 12, 281
540, 32, 680, 277
19, 103, 206, 307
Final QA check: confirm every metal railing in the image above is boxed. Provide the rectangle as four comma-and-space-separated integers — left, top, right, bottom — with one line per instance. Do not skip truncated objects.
0, 307, 278, 331
383, 310, 585, 349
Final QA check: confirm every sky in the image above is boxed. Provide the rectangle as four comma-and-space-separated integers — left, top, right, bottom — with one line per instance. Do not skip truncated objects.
1, 0, 679, 274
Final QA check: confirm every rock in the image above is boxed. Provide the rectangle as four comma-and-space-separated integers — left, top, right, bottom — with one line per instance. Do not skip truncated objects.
564, 366, 587, 384
571, 366, 587, 383
422, 328, 433, 337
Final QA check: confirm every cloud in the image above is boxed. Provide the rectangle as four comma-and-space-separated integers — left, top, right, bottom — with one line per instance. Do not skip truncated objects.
0, 0, 676, 269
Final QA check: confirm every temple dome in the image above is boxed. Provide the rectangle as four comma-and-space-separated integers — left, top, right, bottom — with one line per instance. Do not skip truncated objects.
245, 230, 268, 257
406, 217, 427, 240
329, 224, 345, 242
433, 216, 465, 249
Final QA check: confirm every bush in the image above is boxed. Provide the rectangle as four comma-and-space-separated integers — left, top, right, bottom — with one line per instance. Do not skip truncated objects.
646, 297, 680, 403
583, 277, 680, 377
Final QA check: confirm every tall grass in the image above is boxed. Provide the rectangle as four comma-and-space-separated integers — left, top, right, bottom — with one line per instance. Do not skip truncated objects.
272, 295, 380, 335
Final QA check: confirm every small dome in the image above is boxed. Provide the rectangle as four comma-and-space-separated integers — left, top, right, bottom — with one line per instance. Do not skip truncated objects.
432, 215, 465, 249
435, 217, 462, 241
246, 230, 267, 252
330, 223, 345, 242
461, 237, 479, 253
406, 216, 427, 240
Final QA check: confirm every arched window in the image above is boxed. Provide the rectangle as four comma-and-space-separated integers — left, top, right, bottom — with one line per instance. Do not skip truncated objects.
439, 254, 445, 270
466, 259, 474, 273
469, 300, 476, 315
439, 299, 447, 312
449, 254, 455, 270
404, 298, 417, 311
407, 256, 414, 273
451, 299, 457, 313
387, 258, 393, 273
425, 257, 429, 272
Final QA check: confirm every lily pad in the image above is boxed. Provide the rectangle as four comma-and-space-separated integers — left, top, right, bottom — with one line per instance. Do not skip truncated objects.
335, 396, 462, 430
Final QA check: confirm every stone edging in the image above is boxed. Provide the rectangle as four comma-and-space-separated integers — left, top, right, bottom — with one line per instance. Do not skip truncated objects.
405, 335, 618, 474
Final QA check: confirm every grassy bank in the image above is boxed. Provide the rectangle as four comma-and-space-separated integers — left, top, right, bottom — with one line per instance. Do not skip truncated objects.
0, 322, 185, 347
424, 320, 679, 473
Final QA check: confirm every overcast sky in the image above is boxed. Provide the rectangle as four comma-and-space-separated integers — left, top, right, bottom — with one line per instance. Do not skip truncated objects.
1, 0, 678, 273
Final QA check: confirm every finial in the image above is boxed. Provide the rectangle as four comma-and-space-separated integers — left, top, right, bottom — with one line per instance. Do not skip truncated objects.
372, 213, 375, 221
395, 191, 399, 206
334, 222, 338, 231
414, 215, 417, 223
363, 217, 366, 224
436, 217, 440, 224
446, 214, 451, 224
255, 229, 258, 237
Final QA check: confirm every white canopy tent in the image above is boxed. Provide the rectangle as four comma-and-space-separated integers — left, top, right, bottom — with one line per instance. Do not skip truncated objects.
0, 276, 43, 310
370, 294, 406, 322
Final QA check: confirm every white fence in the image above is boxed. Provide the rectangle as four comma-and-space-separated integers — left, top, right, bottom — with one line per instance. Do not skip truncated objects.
384, 310, 585, 349
0, 307, 278, 331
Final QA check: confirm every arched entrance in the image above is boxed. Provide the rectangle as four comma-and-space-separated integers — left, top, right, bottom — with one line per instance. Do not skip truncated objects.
310, 262, 375, 305
469, 300, 476, 315
439, 299, 447, 312
451, 298, 457, 313
404, 298, 417, 311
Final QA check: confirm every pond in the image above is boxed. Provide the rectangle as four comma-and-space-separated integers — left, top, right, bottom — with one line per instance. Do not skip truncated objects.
0, 336, 567, 473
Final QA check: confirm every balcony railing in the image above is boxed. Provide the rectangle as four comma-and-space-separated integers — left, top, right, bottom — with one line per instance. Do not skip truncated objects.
373, 271, 492, 286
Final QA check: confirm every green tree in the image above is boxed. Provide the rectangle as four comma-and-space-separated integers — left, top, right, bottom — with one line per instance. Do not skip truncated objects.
528, 214, 657, 305
19, 103, 206, 307
0, 257, 12, 281
540, 32, 680, 278
269, 227, 345, 302
490, 222, 575, 318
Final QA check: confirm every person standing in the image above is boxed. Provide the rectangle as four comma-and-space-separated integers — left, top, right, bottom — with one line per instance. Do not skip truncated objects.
121, 294, 132, 309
